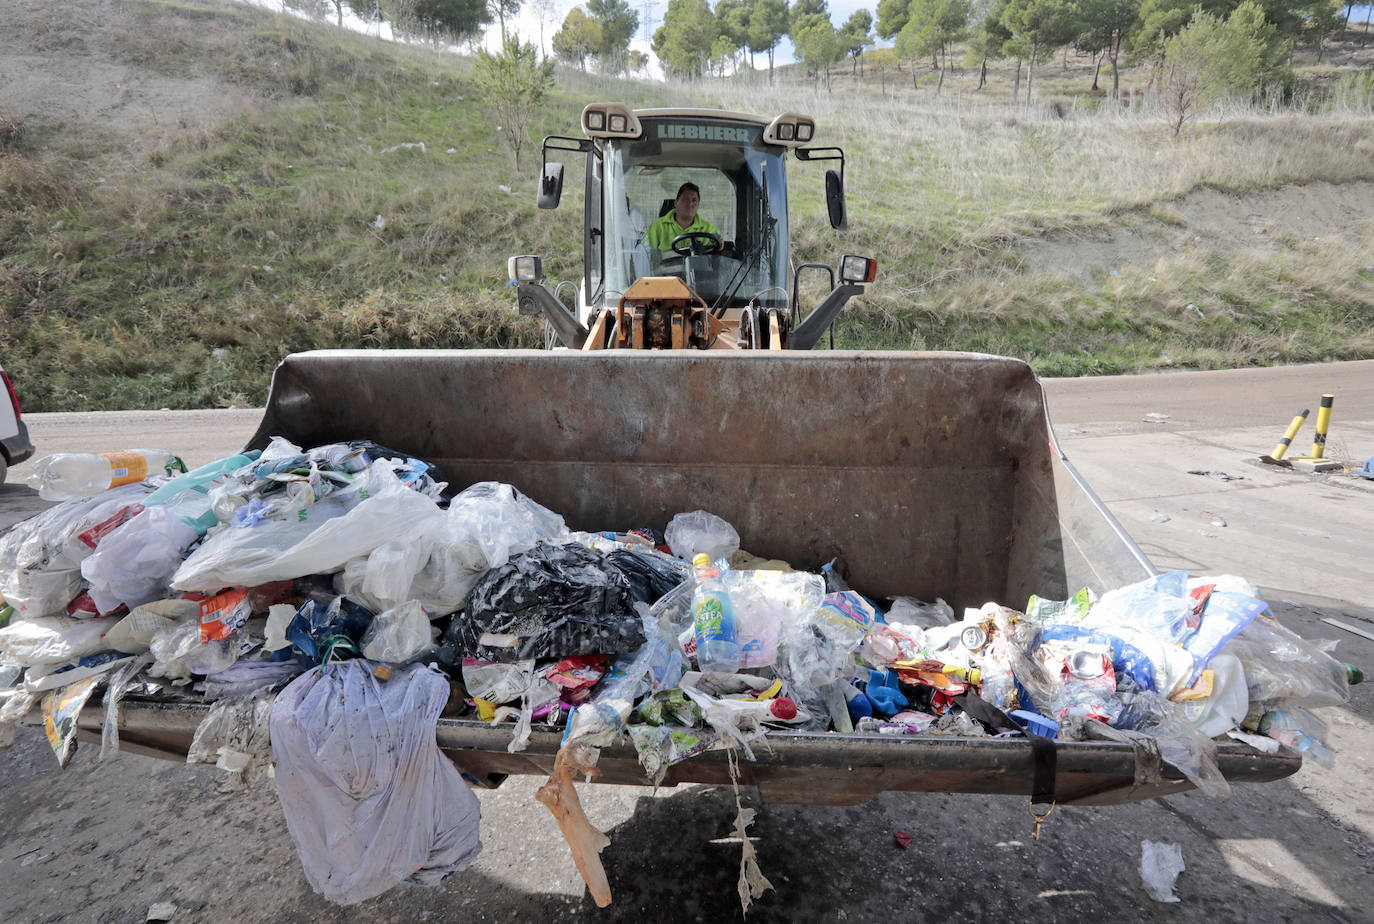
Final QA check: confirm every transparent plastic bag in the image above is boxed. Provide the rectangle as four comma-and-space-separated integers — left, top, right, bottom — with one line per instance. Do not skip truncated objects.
886, 596, 955, 628
664, 509, 740, 561
104, 599, 200, 654
727, 570, 826, 668
188, 691, 275, 787
148, 618, 248, 680
174, 461, 439, 592
345, 482, 568, 618
1083, 571, 1196, 643
360, 600, 434, 664
1226, 614, 1350, 709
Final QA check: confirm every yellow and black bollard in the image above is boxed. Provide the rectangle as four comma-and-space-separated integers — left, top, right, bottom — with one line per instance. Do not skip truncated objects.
1291, 394, 1341, 472
1309, 394, 1334, 459
1260, 408, 1308, 466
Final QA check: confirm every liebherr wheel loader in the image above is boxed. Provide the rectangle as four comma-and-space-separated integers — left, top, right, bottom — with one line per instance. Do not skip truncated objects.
80, 104, 1301, 808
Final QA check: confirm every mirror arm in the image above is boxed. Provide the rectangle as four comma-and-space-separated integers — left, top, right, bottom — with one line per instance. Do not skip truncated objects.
789, 283, 863, 351
517, 283, 589, 349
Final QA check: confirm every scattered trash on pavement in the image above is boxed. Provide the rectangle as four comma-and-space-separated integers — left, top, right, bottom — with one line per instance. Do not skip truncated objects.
1140, 840, 1185, 902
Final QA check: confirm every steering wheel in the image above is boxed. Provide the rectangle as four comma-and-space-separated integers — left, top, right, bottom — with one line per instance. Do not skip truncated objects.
671, 231, 723, 256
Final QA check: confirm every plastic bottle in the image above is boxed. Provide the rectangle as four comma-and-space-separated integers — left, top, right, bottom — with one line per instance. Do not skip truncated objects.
691, 553, 741, 673
27, 449, 173, 501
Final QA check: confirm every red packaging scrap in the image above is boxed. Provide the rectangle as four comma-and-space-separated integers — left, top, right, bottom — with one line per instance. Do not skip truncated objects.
200, 587, 251, 643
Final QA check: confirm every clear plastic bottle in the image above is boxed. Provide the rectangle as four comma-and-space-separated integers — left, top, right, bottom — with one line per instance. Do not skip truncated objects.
692, 553, 742, 673
26, 449, 173, 501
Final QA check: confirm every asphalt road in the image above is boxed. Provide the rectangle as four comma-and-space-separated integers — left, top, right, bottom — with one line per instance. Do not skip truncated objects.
1, 360, 1372, 924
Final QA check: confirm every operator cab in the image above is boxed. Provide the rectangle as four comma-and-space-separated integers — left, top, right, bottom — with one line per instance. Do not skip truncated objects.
511, 102, 875, 351
599, 112, 791, 323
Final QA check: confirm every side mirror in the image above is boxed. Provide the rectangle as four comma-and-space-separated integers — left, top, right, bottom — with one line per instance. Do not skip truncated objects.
538, 162, 564, 210
825, 169, 846, 230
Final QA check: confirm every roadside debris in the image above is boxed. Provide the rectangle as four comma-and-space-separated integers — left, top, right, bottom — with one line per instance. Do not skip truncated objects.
1143, 412, 1170, 423
1140, 840, 1185, 902
1187, 470, 1244, 482
0, 440, 1362, 909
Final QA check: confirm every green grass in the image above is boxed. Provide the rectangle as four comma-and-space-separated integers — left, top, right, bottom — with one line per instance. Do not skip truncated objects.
2, 0, 1374, 410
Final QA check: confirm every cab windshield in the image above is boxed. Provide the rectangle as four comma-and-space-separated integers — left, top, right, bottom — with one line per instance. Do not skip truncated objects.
601, 118, 790, 311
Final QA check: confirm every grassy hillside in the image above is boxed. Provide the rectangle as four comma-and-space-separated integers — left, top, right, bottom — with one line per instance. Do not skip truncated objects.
2, 0, 1373, 411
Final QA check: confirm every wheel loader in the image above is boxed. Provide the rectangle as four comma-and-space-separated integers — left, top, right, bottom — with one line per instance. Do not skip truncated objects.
72, 104, 1302, 809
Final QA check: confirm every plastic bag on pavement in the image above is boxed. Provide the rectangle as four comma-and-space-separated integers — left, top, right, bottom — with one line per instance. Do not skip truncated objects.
664, 510, 740, 561
173, 461, 441, 592
455, 542, 646, 661
81, 506, 199, 615
360, 600, 434, 664
270, 662, 482, 905
0, 615, 122, 666
1140, 841, 1185, 903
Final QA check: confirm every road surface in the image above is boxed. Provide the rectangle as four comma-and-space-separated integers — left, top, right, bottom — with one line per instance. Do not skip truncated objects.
1, 360, 1371, 924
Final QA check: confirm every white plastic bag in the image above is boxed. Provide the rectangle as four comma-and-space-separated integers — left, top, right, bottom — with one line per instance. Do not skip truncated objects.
360, 601, 434, 663
0, 615, 122, 666
81, 506, 199, 614
341, 481, 566, 616
1140, 840, 1185, 902
270, 662, 482, 905
664, 509, 740, 561
172, 461, 441, 591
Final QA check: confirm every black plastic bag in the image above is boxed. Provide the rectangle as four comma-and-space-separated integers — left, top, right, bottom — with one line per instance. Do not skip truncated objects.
606, 548, 690, 605
452, 542, 647, 661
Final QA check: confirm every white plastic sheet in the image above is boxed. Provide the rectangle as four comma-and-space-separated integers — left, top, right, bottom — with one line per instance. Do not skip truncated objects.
0, 615, 122, 666
81, 507, 199, 614
270, 662, 482, 905
172, 461, 441, 591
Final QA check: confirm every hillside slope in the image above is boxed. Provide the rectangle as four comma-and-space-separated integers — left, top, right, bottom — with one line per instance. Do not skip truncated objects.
2, 0, 1374, 410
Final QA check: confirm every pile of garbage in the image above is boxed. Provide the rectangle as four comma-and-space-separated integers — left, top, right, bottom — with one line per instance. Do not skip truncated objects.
0, 440, 1359, 908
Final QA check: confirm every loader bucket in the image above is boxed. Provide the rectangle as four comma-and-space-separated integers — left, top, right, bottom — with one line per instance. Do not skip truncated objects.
64, 349, 1303, 807
248, 349, 1154, 608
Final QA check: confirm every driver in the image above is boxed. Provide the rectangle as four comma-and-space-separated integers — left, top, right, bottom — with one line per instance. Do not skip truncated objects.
645, 182, 720, 251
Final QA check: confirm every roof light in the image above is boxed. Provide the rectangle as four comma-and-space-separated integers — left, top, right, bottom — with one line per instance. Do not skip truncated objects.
763, 112, 815, 148
580, 103, 643, 139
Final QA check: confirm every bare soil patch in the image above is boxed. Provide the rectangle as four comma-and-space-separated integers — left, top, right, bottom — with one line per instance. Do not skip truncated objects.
1018, 180, 1374, 286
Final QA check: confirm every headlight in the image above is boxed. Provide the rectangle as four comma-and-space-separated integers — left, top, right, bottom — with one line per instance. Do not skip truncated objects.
608, 113, 626, 133
507, 254, 543, 283
586, 109, 605, 131
778, 122, 795, 141
796, 122, 814, 142
840, 255, 877, 284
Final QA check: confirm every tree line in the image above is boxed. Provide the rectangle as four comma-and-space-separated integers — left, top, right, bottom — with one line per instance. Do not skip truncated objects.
544, 0, 1344, 98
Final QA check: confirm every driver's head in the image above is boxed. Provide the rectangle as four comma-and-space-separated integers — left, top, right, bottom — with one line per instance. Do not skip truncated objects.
673, 182, 701, 225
